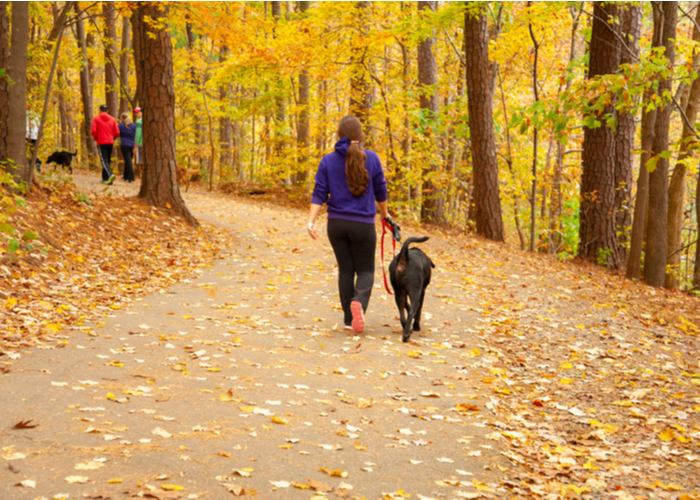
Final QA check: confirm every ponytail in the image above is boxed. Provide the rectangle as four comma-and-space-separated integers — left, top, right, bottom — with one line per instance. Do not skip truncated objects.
338, 116, 369, 197
346, 141, 368, 196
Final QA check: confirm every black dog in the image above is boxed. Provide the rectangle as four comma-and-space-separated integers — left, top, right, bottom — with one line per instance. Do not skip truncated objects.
389, 236, 435, 343
45, 150, 77, 174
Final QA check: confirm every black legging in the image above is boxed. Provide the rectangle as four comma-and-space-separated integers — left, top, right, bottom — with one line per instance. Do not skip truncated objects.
121, 145, 134, 182
97, 144, 113, 181
327, 218, 376, 326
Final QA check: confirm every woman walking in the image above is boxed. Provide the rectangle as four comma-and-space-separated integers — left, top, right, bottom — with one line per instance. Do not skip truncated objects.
118, 113, 136, 183
307, 116, 389, 334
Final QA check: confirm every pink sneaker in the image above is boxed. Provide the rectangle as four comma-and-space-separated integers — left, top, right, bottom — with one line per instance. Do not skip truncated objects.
350, 301, 364, 334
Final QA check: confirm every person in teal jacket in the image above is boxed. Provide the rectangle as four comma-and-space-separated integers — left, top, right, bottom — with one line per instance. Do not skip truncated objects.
133, 107, 143, 175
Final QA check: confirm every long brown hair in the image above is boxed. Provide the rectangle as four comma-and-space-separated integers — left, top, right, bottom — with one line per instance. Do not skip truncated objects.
338, 116, 368, 197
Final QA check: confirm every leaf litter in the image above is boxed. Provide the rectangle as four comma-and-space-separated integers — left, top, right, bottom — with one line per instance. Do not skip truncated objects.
2, 176, 699, 498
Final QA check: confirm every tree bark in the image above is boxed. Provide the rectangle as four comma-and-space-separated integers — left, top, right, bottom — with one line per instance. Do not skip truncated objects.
614, 4, 642, 266
218, 45, 232, 170
464, 5, 505, 242
296, 1, 311, 187
133, 2, 198, 227
578, 2, 620, 268
418, 1, 442, 223
75, 3, 98, 170
644, 1, 677, 287
6, 2, 28, 181
666, 4, 700, 289
528, 4, 539, 252
119, 15, 131, 117
0, 2, 10, 160
349, 1, 372, 125
103, 2, 118, 115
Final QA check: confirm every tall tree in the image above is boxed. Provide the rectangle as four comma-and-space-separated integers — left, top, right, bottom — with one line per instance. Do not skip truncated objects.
0, 1, 10, 160
118, 15, 132, 117
464, 4, 505, 242
578, 2, 620, 268
349, 1, 372, 125
133, 1, 198, 227
295, 1, 311, 187
666, 5, 700, 289
5, 2, 28, 181
527, 2, 540, 252
218, 45, 232, 170
418, 0, 442, 223
103, 2, 118, 114
614, 4, 642, 265
75, 3, 98, 170
644, 1, 677, 287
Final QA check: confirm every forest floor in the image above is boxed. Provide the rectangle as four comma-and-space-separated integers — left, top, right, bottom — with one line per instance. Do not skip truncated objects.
1, 169, 699, 500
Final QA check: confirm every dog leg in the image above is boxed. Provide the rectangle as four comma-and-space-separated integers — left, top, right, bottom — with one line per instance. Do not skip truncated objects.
412, 286, 428, 332
402, 289, 424, 343
394, 290, 408, 329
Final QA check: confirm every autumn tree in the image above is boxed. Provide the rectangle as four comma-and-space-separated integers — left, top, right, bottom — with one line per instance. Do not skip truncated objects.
75, 3, 98, 170
578, 2, 620, 268
644, 1, 677, 288
0, 2, 10, 160
103, 2, 118, 114
133, 2, 198, 227
349, 1, 372, 126
464, 3, 504, 242
614, 4, 642, 265
2, 1, 28, 182
666, 5, 700, 289
418, 0, 442, 223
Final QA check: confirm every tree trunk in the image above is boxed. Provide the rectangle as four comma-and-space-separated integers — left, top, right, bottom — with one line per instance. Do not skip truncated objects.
349, 1, 371, 125
218, 46, 232, 171
614, 4, 642, 267
75, 3, 98, 170
103, 2, 118, 115
644, 1, 677, 287
0, 2, 10, 160
528, 5, 539, 252
133, 2, 198, 227
464, 6, 505, 242
627, 2, 663, 280
578, 2, 620, 268
295, 0, 311, 187
6, 2, 28, 181
119, 15, 131, 117
418, 0, 442, 223
666, 5, 700, 289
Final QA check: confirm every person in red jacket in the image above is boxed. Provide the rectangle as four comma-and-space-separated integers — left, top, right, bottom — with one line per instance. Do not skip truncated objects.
91, 104, 119, 185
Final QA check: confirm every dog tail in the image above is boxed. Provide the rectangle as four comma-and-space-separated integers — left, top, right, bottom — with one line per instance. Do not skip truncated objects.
396, 236, 430, 276
70, 151, 78, 156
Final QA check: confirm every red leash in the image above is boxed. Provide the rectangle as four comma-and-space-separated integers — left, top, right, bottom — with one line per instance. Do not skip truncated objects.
381, 219, 396, 295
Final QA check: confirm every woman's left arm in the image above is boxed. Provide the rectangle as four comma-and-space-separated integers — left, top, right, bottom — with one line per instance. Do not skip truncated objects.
308, 203, 323, 240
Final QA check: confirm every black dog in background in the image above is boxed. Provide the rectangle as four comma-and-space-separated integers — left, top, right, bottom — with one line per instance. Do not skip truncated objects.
45, 150, 77, 174
389, 236, 435, 343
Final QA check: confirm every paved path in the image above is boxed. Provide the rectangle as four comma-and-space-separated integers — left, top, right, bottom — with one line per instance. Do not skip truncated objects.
1, 175, 503, 499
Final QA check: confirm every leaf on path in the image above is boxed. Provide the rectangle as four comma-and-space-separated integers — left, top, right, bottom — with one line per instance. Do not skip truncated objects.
15, 479, 35, 488
13, 420, 38, 429
307, 479, 333, 492
65, 475, 89, 484
75, 461, 104, 470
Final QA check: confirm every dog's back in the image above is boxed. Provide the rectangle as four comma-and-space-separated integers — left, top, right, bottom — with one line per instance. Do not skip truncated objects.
46, 151, 77, 168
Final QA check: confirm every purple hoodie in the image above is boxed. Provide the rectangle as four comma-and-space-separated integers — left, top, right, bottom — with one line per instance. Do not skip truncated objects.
311, 137, 388, 224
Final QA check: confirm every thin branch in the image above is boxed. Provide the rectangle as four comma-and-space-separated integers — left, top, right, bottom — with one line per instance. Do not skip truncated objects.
672, 92, 700, 140
440, 25, 466, 69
